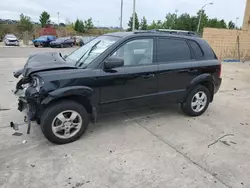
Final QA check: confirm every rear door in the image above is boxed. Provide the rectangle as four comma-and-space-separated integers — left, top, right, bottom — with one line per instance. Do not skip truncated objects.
156, 37, 200, 103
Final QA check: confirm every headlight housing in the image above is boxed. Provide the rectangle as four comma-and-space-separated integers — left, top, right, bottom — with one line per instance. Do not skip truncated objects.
31, 76, 44, 92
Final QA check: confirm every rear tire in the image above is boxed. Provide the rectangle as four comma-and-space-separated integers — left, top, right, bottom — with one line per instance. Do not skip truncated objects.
34, 45, 38, 47
181, 85, 210, 116
41, 100, 89, 144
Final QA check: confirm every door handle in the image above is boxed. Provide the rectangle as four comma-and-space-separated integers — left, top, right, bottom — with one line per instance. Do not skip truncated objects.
143, 74, 155, 79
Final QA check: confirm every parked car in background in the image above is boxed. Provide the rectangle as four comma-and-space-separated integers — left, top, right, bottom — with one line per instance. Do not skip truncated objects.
4, 34, 19, 46
50, 37, 74, 48
33, 35, 56, 47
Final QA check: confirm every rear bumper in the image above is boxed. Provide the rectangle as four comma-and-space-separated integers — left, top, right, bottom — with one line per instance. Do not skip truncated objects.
214, 78, 222, 94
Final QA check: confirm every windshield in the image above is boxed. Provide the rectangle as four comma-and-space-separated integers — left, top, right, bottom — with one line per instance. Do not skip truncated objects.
56, 37, 66, 42
38, 36, 47, 40
65, 35, 119, 67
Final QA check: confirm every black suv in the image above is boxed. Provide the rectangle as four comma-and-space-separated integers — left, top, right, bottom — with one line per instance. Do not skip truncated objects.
13, 30, 222, 144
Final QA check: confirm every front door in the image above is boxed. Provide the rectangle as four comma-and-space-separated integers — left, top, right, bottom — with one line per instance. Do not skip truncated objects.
99, 38, 158, 113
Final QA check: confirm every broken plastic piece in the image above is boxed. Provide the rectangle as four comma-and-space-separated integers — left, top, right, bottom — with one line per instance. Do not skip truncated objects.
12, 132, 23, 136
10, 122, 19, 131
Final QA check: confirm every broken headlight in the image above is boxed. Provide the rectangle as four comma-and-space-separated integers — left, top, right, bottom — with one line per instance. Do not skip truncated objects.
31, 76, 44, 92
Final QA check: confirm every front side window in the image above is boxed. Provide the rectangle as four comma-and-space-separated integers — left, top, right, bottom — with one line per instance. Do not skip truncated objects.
111, 38, 153, 66
66, 35, 119, 67
157, 38, 192, 63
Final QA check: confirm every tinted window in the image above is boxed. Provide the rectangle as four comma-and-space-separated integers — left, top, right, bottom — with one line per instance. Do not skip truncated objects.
111, 39, 153, 66
157, 38, 192, 63
189, 40, 204, 59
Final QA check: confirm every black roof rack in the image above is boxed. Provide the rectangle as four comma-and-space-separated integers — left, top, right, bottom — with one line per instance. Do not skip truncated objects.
134, 29, 198, 37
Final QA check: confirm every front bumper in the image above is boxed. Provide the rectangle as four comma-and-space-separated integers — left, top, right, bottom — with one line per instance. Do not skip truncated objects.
14, 88, 41, 121
6, 41, 19, 46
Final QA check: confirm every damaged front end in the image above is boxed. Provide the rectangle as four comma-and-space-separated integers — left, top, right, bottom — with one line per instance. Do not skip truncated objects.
12, 75, 45, 134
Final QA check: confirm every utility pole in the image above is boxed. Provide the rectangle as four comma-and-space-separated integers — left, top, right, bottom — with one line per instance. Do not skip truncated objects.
236, 17, 239, 29
197, 2, 213, 32
120, 0, 123, 29
132, 0, 136, 31
57, 12, 60, 25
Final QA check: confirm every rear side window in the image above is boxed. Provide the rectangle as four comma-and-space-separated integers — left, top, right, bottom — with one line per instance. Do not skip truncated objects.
157, 38, 192, 63
189, 40, 204, 59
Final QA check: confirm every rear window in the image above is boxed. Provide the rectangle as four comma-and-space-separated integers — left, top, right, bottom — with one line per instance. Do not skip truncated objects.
157, 38, 192, 63
189, 40, 204, 59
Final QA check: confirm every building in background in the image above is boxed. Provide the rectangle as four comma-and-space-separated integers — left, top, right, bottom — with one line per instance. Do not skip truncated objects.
243, 0, 250, 30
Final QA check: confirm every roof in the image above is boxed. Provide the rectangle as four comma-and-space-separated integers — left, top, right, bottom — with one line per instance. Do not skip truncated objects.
105, 30, 200, 40
104, 32, 132, 38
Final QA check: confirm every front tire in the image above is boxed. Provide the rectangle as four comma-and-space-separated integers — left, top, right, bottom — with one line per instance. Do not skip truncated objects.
181, 85, 210, 116
41, 100, 89, 144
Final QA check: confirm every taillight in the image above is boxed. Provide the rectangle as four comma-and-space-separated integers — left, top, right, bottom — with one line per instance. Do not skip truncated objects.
218, 63, 222, 78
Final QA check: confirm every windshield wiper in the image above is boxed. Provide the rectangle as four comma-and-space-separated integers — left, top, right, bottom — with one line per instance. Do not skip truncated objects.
75, 40, 101, 67
59, 52, 66, 61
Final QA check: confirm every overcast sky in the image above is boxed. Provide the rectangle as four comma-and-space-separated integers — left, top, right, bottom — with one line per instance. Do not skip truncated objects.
0, 0, 247, 28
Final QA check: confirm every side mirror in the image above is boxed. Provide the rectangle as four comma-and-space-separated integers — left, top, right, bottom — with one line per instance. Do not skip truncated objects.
104, 57, 124, 69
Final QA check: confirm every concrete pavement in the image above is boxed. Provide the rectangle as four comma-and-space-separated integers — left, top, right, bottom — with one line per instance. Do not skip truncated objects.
0, 47, 250, 188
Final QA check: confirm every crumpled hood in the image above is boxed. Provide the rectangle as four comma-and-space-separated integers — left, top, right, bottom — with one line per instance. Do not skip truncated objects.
13, 52, 77, 78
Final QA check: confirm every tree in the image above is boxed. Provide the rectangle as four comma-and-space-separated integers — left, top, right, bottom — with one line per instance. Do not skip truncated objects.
163, 13, 177, 29
140, 16, 148, 30
148, 20, 157, 30
84, 18, 94, 30
219, 19, 227, 28
228, 21, 236, 29
39, 11, 50, 27
78, 20, 85, 33
74, 19, 80, 31
127, 12, 139, 31
156, 20, 163, 29
18, 13, 33, 32
207, 18, 227, 29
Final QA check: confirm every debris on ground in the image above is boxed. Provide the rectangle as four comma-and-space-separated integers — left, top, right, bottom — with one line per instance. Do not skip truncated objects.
219, 140, 230, 146
22, 140, 27, 144
12, 132, 23, 136
230, 141, 237, 145
75, 181, 85, 187
240, 123, 244, 125
212, 173, 218, 177
30, 164, 35, 168
208, 134, 234, 148
234, 88, 237, 90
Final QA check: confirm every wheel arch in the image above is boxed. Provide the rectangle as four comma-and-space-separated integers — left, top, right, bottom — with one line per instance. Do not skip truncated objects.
40, 86, 96, 121
185, 74, 215, 102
